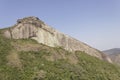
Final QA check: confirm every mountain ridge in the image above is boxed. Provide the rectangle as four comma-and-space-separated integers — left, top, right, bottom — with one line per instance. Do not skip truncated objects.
103, 48, 120, 54
2, 16, 111, 62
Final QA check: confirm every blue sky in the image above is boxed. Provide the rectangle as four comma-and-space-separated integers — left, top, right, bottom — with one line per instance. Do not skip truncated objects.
0, 0, 120, 50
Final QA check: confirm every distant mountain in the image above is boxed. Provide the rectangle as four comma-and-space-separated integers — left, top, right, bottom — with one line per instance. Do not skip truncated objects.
103, 48, 120, 65
103, 48, 120, 54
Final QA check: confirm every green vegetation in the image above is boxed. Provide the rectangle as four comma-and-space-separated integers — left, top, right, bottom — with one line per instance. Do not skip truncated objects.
0, 30, 120, 80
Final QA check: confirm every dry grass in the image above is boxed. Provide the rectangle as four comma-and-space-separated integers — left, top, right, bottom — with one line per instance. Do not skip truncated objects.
6, 51, 22, 68
67, 53, 78, 64
11, 41, 41, 52
33, 70, 46, 79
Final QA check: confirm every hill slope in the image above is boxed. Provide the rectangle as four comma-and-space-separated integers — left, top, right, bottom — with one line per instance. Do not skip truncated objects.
0, 30, 120, 80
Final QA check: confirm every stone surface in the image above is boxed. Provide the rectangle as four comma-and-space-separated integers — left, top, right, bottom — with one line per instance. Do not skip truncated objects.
3, 16, 112, 62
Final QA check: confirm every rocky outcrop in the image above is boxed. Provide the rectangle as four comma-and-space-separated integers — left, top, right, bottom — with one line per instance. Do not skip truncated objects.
3, 16, 112, 62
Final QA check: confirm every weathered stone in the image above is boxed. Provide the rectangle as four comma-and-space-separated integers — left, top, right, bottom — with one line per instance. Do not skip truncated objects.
3, 16, 112, 62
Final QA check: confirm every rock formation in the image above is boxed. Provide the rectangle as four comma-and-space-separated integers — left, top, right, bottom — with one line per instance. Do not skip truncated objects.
3, 16, 112, 62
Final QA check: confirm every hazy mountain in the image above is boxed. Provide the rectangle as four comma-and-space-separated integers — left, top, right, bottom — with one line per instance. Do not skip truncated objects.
0, 16, 120, 80
103, 48, 120, 54
103, 48, 120, 65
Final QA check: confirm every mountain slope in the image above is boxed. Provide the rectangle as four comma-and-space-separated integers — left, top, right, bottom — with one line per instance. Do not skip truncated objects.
3, 16, 111, 62
103, 48, 120, 65
0, 31, 120, 80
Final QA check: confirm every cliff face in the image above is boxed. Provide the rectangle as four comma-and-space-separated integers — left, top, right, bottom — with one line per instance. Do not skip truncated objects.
3, 16, 112, 62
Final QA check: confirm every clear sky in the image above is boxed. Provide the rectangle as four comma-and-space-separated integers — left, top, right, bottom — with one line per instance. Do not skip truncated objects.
0, 0, 120, 50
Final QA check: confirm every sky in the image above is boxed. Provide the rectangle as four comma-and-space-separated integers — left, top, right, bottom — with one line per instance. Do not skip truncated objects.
0, 0, 120, 51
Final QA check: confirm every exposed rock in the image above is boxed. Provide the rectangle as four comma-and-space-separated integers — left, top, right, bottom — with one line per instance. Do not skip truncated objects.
3, 16, 112, 62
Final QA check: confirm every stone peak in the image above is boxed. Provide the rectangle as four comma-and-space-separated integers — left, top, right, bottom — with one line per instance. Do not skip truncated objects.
17, 16, 45, 25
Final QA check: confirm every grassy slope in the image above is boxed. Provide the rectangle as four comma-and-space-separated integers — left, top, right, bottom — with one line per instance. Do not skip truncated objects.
0, 30, 120, 80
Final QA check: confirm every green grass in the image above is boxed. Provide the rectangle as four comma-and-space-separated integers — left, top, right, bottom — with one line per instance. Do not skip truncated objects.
0, 30, 120, 80
0, 33, 11, 65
